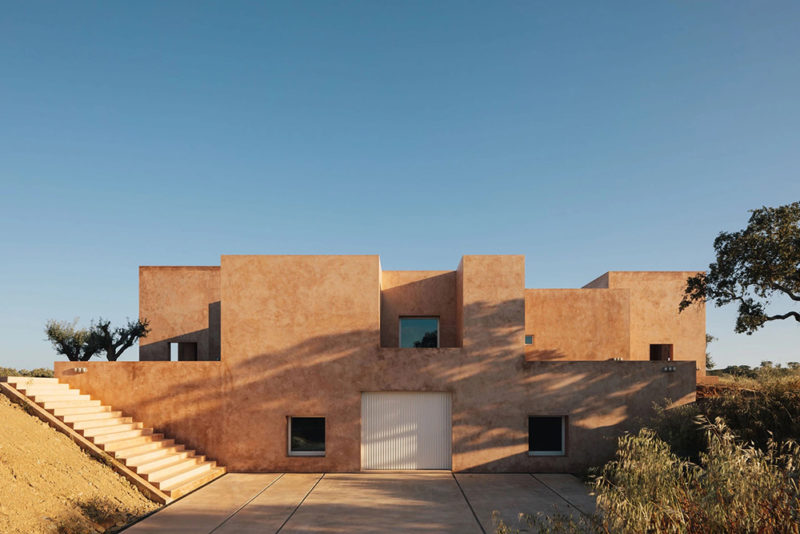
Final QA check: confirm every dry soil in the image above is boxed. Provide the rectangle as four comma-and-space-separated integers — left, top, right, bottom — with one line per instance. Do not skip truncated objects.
0, 394, 160, 533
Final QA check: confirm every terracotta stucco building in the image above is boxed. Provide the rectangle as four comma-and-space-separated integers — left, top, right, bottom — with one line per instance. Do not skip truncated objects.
55, 255, 703, 472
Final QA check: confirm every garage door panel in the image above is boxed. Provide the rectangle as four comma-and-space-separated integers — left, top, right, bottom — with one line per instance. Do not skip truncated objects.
361, 392, 452, 470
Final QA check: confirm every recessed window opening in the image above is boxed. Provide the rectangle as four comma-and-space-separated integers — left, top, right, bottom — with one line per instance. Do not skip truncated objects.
528, 416, 566, 456
288, 416, 325, 456
178, 342, 198, 361
399, 317, 439, 348
169, 343, 178, 361
525, 335, 534, 345
650, 344, 674, 361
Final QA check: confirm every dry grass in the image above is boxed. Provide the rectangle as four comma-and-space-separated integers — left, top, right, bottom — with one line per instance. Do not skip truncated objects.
0, 394, 159, 533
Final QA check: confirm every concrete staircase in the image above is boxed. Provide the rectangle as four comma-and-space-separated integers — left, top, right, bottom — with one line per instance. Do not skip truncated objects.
0, 376, 225, 504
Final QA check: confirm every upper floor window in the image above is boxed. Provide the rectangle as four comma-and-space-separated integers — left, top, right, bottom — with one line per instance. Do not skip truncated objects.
650, 344, 673, 361
399, 317, 439, 348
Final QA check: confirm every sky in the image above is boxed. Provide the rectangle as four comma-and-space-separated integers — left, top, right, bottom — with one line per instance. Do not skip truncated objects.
1, 1, 799, 370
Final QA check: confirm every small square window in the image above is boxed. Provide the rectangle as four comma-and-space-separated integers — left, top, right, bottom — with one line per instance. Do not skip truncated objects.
525, 335, 533, 345
288, 417, 325, 456
399, 317, 439, 348
528, 416, 566, 456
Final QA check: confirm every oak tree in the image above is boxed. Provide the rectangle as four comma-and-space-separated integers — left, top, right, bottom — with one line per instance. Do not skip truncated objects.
680, 202, 800, 334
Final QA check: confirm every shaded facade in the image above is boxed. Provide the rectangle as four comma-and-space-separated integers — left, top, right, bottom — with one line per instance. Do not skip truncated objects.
55, 255, 704, 472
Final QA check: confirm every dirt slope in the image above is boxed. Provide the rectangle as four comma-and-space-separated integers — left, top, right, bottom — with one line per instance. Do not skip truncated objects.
0, 394, 159, 533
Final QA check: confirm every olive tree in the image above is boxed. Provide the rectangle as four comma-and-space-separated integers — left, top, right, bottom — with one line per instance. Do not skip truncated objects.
45, 318, 150, 361
88, 318, 150, 361
44, 319, 101, 362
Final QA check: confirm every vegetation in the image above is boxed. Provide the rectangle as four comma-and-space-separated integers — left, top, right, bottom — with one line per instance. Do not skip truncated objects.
495, 369, 800, 533
652, 367, 800, 459
88, 318, 151, 362
705, 333, 716, 370
680, 201, 800, 334
0, 367, 54, 378
44, 319, 101, 362
45, 318, 150, 362
495, 420, 800, 534
595, 420, 800, 534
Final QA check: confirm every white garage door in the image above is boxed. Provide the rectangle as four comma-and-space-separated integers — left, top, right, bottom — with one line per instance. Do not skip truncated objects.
361, 392, 452, 470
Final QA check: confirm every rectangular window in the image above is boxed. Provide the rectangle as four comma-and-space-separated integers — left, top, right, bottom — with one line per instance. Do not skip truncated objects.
399, 317, 439, 348
649, 344, 673, 361
169, 343, 178, 361
525, 335, 534, 345
288, 417, 325, 456
528, 416, 566, 456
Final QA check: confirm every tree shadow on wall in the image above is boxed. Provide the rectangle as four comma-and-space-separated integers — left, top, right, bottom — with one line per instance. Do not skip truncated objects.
70, 299, 689, 475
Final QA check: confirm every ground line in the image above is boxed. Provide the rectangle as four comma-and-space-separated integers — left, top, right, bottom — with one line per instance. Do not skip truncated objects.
452, 473, 487, 534
529, 473, 588, 517
274, 473, 325, 534
208, 472, 286, 534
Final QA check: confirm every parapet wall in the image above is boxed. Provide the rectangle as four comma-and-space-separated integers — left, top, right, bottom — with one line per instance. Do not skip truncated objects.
54, 359, 695, 473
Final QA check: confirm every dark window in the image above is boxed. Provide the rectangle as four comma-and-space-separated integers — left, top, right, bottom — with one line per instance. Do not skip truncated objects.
178, 342, 198, 361
650, 344, 673, 361
399, 317, 439, 348
289, 417, 325, 456
525, 335, 534, 345
528, 416, 566, 456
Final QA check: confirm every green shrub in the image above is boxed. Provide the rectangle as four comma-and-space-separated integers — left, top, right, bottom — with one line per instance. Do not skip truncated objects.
494, 419, 800, 534
653, 375, 800, 459
0, 367, 54, 378
596, 418, 800, 533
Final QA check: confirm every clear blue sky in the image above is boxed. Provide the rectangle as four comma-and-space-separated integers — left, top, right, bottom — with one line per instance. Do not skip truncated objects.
2, 2, 799, 369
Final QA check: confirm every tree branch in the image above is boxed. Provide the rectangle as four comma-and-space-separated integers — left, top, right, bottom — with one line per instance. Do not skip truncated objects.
771, 282, 800, 302
765, 311, 800, 323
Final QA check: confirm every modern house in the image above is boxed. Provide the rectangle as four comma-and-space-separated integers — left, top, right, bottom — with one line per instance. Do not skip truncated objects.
54, 255, 704, 473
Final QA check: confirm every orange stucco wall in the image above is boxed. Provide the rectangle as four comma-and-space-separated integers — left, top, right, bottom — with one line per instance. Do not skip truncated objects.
605, 272, 706, 376
139, 266, 220, 361
525, 289, 630, 361
54, 255, 704, 473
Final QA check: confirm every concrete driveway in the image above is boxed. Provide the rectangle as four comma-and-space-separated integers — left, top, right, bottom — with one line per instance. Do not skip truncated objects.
125, 472, 595, 533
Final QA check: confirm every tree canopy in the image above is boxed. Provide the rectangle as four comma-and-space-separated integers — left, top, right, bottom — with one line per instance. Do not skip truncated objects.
89, 318, 150, 361
680, 201, 800, 334
44, 320, 101, 362
45, 318, 150, 361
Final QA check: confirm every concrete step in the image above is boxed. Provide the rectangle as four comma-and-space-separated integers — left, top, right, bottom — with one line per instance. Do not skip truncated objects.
92, 427, 152, 445
154, 461, 215, 491
125, 444, 187, 467
167, 466, 226, 500
51, 405, 111, 416
101, 433, 163, 453
66, 413, 127, 426
16, 384, 71, 395
2, 376, 59, 386
112, 439, 176, 459
31, 393, 90, 403
41, 399, 101, 410
135, 451, 198, 476
2, 375, 226, 505
81, 422, 143, 438
142, 455, 203, 481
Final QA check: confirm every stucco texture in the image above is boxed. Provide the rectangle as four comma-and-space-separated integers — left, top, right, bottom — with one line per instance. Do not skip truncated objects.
139, 266, 220, 361
607, 272, 706, 376
55, 255, 701, 474
524, 289, 630, 361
